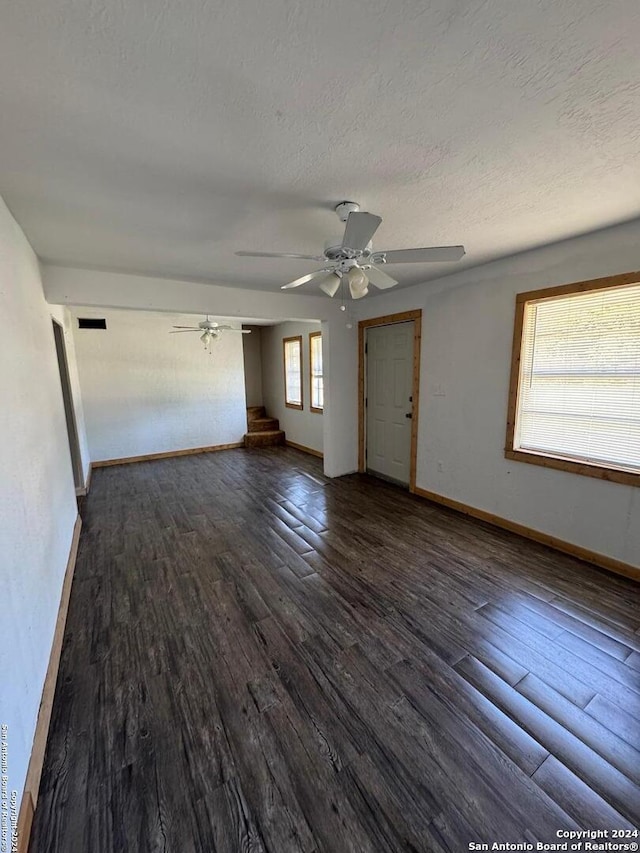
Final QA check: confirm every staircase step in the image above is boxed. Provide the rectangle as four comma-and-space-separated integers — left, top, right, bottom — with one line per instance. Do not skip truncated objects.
247, 417, 280, 433
244, 430, 286, 448
246, 406, 266, 422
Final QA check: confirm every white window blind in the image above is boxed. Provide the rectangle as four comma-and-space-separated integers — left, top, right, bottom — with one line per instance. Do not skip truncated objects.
514, 283, 640, 473
284, 338, 302, 406
310, 333, 323, 410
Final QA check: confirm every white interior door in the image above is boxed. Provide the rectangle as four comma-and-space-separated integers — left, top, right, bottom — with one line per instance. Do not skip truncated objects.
366, 321, 414, 486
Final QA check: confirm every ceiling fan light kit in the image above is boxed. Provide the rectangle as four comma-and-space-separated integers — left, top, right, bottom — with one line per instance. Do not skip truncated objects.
236, 201, 465, 301
347, 265, 369, 299
319, 273, 342, 298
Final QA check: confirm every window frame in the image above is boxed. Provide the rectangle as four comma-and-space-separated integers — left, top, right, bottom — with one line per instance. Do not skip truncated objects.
505, 270, 640, 488
283, 335, 303, 410
309, 331, 323, 414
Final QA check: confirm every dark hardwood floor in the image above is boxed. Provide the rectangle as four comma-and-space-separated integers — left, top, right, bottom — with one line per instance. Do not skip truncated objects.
30, 447, 640, 852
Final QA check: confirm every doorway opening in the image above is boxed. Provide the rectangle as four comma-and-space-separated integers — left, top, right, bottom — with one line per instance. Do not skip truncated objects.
358, 310, 422, 491
52, 320, 84, 491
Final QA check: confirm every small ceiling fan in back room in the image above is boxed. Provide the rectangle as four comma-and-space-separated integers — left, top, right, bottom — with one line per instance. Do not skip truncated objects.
170, 316, 251, 352
236, 201, 465, 303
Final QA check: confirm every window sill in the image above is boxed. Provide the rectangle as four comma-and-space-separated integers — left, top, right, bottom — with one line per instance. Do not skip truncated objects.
310, 406, 323, 414
285, 402, 303, 411
504, 448, 640, 487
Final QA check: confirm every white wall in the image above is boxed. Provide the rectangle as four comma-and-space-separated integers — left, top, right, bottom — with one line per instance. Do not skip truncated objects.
0, 197, 82, 806
321, 318, 358, 477
70, 308, 248, 462
43, 265, 333, 323
42, 226, 640, 567
355, 218, 640, 568
242, 325, 263, 408
261, 321, 324, 453
43, 265, 358, 477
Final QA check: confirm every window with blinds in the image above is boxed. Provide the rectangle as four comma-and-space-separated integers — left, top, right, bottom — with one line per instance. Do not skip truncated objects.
309, 332, 323, 412
511, 281, 640, 479
283, 336, 303, 409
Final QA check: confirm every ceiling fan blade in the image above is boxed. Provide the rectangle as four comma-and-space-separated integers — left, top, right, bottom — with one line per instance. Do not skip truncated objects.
170, 329, 201, 333
172, 325, 201, 329
349, 280, 369, 300
380, 246, 465, 264
281, 269, 334, 290
214, 326, 252, 334
342, 212, 382, 251
319, 273, 342, 297
365, 266, 398, 290
236, 251, 325, 261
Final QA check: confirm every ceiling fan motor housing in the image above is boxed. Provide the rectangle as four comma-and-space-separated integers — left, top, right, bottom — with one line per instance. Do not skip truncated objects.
324, 246, 371, 263
334, 201, 360, 222
326, 203, 376, 264
323, 237, 372, 265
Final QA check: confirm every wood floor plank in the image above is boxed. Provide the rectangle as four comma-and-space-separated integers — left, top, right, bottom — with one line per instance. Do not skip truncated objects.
199, 781, 267, 853
470, 613, 597, 707
556, 631, 640, 693
253, 616, 360, 770
509, 594, 640, 658
476, 603, 637, 709
550, 593, 640, 638
30, 447, 640, 853
516, 673, 640, 784
455, 655, 640, 824
532, 756, 635, 830
390, 656, 549, 777
626, 650, 640, 671
303, 635, 576, 842
584, 694, 640, 751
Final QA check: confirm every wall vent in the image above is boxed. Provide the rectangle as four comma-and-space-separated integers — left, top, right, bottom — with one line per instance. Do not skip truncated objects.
78, 318, 107, 329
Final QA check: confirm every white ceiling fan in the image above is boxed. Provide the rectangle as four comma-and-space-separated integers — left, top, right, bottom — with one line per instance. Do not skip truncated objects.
170, 316, 251, 352
236, 202, 465, 300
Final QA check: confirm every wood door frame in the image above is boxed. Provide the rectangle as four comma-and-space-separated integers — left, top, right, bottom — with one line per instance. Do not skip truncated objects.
358, 309, 422, 492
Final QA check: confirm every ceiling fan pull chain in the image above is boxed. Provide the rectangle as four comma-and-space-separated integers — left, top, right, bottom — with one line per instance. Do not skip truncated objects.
340, 278, 347, 312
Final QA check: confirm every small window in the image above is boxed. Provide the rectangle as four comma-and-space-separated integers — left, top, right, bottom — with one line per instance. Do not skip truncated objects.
283, 336, 303, 409
309, 332, 323, 413
506, 275, 640, 486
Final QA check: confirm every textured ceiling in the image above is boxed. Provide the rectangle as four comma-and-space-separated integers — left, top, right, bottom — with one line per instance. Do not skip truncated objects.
1, 0, 640, 294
